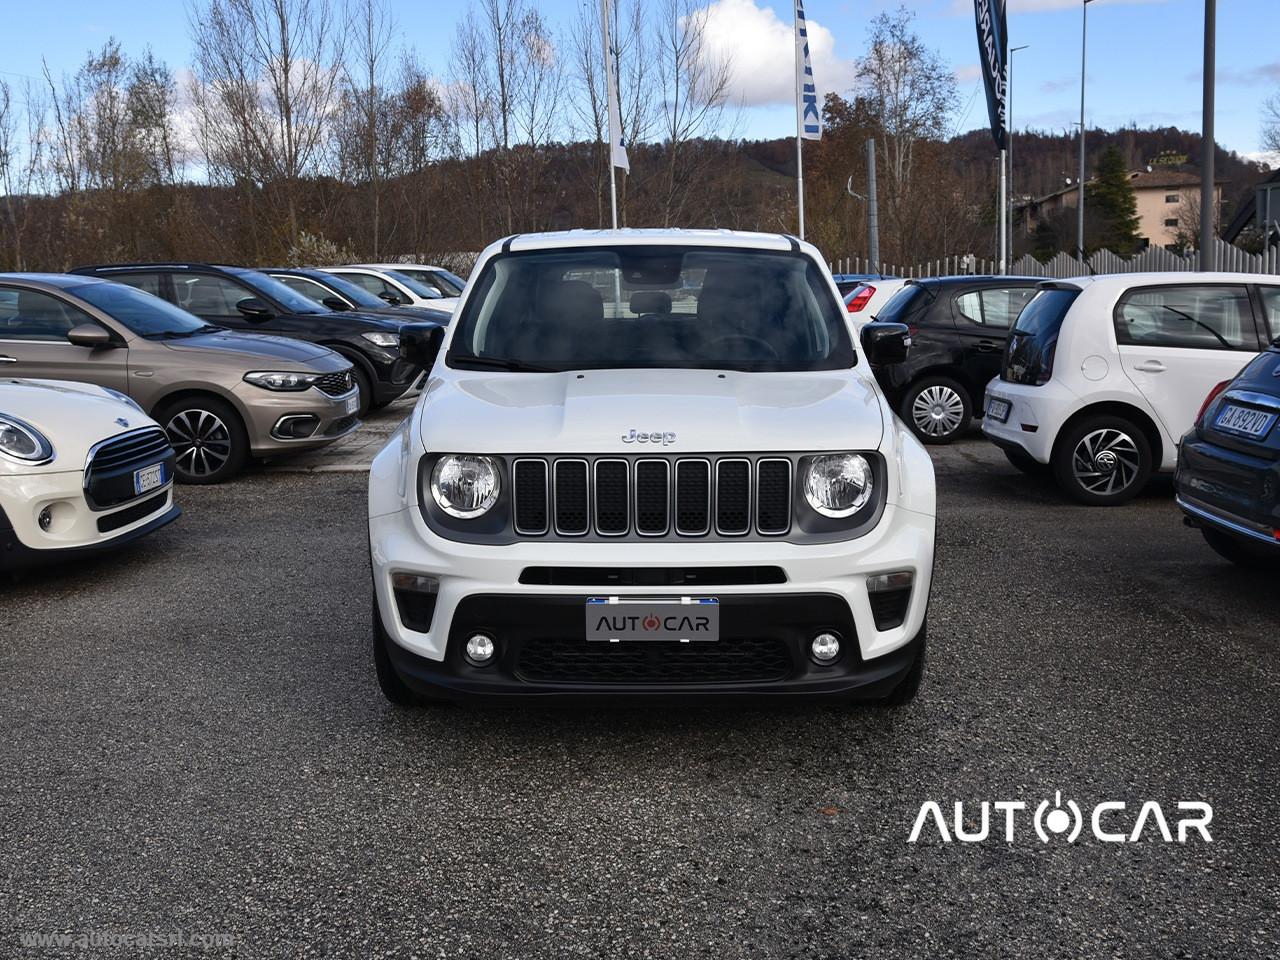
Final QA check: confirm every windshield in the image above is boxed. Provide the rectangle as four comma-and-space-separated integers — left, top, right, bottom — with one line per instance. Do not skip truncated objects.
385, 270, 443, 299
875, 284, 932, 325
291, 271, 386, 309
1003, 287, 1079, 385
400, 267, 465, 296
68, 281, 211, 337
447, 246, 855, 372
232, 269, 327, 314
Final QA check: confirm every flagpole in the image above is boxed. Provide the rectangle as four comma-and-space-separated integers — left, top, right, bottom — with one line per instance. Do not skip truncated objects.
601, 0, 619, 230
796, 132, 805, 240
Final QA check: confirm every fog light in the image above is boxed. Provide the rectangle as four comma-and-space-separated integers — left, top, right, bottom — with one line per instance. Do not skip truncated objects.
38, 507, 53, 531
464, 633, 497, 666
867, 571, 914, 593
810, 632, 841, 664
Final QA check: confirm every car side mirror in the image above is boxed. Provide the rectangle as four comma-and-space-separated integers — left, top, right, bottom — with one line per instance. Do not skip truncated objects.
322, 296, 351, 311
861, 321, 911, 365
378, 292, 403, 305
400, 323, 446, 370
66, 324, 117, 349
236, 297, 274, 320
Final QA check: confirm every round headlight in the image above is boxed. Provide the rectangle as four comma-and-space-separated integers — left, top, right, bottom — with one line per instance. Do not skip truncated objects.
802, 453, 873, 518
430, 455, 501, 518
0, 414, 53, 462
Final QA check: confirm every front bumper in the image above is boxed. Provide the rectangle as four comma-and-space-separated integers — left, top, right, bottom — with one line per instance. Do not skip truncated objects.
0, 469, 179, 571
234, 383, 362, 457
370, 495, 935, 697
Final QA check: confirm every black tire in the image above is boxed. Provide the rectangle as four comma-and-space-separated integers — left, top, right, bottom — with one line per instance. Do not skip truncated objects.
349, 364, 374, 417
1200, 527, 1280, 569
157, 395, 248, 485
1051, 414, 1153, 506
1003, 445, 1049, 476
880, 627, 926, 707
900, 377, 972, 445
372, 591, 423, 707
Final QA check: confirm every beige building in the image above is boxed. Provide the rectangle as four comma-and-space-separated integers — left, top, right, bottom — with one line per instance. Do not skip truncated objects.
1018, 169, 1224, 251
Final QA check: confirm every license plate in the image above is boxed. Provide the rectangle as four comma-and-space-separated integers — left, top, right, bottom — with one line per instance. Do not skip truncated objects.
344, 394, 359, 416
585, 597, 720, 642
133, 462, 167, 495
987, 397, 1011, 423
1215, 404, 1277, 439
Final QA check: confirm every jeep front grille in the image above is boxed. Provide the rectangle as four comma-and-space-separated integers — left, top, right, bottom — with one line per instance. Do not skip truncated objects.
511, 455, 793, 539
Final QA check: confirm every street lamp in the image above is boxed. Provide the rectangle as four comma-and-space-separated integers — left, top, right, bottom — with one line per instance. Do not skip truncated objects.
1200, 0, 1217, 269
1008, 44, 1029, 262
1077, 0, 1096, 260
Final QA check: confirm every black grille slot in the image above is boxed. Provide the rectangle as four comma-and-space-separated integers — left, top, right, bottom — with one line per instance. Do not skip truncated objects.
869, 587, 912, 631
553, 460, 589, 535
518, 566, 787, 586
715, 460, 751, 535
635, 460, 670, 535
315, 370, 354, 396
89, 428, 170, 471
756, 459, 792, 534
516, 637, 792, 685
594, 460, 629, 535
513, 460, 549, 535
85, 428, 174, 510
675, 460, 710, 535
97, 493, 168, 533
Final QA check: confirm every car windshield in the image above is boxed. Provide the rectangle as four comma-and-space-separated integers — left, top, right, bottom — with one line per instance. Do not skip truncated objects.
875, 284, 932, 324
67, 281, 213, 337
1004, 287, 1080, 384
232, 269, 327, 314
447, 246, 855, 372
385, 270, 443, 299
295, 271, 387, 309
400, 267, 465, 296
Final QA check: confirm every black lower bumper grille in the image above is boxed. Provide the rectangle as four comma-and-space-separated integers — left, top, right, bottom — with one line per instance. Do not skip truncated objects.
97, 492, 169, 533
516, 637, 792, 684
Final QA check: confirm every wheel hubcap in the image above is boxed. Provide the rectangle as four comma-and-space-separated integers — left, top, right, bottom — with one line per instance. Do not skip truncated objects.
1072, 428, 1140, 495
912, 385, 965, 437
166, 409, 232, 477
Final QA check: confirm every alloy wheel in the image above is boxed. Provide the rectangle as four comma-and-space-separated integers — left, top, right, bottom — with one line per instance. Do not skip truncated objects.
166, 408, 233, 479
911, 385, 966, 438
1070, 428, 1141, 496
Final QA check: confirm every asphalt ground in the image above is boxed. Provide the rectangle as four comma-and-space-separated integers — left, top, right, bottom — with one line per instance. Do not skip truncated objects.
2, 435, 1277, 958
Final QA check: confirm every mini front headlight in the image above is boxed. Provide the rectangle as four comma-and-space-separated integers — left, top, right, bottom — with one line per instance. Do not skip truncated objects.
0, 414, 53, 462
430, 455, 501, 519
243, 370, 320, 391
802, 453, 873, 518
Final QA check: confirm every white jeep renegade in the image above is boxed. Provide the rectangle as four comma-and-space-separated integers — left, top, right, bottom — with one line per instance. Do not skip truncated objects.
367, 229, 936, 705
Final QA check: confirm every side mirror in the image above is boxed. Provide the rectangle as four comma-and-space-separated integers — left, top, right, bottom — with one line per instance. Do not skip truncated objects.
236, 297, 274, 320
66, 324, 117, 349
322, 296, 351, 311
378, 292, 403, 305
861, 321, 911, 365
399, 323, 446, 370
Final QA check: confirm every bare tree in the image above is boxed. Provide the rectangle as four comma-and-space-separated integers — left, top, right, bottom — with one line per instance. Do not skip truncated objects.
1262, 92, 1280, 157
338, 0, 394, 256
0, 79, 50, 269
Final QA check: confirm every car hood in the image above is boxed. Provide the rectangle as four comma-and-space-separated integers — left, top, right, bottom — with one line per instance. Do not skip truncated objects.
156, 330, 344, 369
0, 378, 159, 466
417, 368, 884, 454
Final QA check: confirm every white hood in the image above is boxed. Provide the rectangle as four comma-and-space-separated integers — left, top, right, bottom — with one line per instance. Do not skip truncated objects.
418, 368, 884, 454
0, 378, 156, 470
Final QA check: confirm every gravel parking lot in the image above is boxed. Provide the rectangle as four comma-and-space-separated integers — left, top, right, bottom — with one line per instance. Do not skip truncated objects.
3, 434, 1277, 958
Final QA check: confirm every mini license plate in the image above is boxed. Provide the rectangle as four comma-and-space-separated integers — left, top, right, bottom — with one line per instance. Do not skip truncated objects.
343, 394, 359, 416
585, 597, 720, 642
1214, 404, 1276, 439
133, 462, 167, 495
987, 397, 1011, 423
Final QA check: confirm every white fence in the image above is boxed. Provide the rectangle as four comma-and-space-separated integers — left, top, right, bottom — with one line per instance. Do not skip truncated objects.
831, 239, 1280, 280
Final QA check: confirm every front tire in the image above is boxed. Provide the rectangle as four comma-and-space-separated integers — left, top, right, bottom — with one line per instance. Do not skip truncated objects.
901, 377, 971, 445
1200, 527, 1280, 569
1052, 415, 1153, 506
158, 396, 248, 485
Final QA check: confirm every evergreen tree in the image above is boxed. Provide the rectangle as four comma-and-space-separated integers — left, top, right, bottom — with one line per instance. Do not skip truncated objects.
1031, 217, 1060, 262
1086, 146, 1143, 255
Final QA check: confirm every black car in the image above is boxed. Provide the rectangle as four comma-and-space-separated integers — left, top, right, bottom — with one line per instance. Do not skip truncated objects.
264, 267, 454, 324
865, 276, 1042, 444
1176, 342, 1280, 568
70, 262, 426, 414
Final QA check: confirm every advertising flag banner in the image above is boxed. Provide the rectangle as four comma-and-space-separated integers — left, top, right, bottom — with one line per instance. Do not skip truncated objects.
600, 0, 630, 172
973, 0, 1008, 150
795, 0, 821, 140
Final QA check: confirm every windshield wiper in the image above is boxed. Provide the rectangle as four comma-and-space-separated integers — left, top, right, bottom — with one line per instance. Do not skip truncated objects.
449, 355, 555, 372
146, 324, 223, 340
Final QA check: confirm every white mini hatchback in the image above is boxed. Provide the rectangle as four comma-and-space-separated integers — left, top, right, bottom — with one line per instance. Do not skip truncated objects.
368, 229, 937, 706
983, 273, 1277, 505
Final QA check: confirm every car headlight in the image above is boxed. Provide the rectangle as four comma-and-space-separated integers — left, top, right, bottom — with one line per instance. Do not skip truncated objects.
802, 453, 873, 518
244, 370, 320, 391
429, 455, 501, 519
361, 332, 400, 348
0, 414, 53, 462
103, 387, 144, 413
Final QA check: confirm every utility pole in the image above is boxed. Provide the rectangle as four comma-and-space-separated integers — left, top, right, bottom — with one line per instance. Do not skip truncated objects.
1200, 0, 1217, 270
1077, 0, 1095, 260
865, 139, 879, 270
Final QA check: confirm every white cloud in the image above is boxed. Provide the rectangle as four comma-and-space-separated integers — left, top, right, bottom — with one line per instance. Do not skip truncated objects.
697, 0, 856, 108
955, 64, 982, 84
1243, 150, 1280, 168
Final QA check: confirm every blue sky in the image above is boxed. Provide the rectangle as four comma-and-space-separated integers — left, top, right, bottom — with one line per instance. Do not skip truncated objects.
3, 0, 1276, 159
